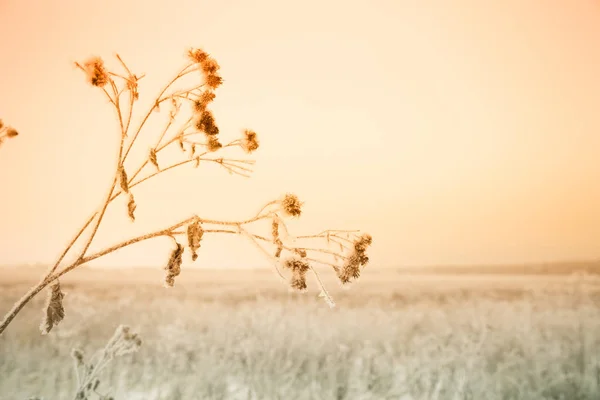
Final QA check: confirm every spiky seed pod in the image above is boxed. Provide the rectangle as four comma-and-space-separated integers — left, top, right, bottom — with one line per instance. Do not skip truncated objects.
149, 148, 159, 170
164, 242, 184, 287
127, 194, 136, 222
118, 166, 129, 193
40, 280, 65, 335
281, 193, 302, 217
187, 220, 204, 261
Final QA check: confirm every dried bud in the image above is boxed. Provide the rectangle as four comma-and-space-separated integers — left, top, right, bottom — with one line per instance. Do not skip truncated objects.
127, 194, 136, 222
281, 193, 302, 217
241, 129, 259, 154
118, 165, 129, 193
271, 218, 279, 243
149, 148, 159, 170
5, 128, 18, 138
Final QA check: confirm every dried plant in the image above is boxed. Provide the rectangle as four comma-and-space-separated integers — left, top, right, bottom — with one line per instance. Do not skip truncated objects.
0, 47, 372, 335
70, 325, 142, 400
0, 118, 19, 148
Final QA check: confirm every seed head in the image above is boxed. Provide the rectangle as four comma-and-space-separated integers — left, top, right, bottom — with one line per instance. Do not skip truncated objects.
290, 271, 308, 292
337, 233, 372, 285
187, 220, 204, 261
188, 48, 209, 64
205, 74, 223, 90
283, 258, 310, 273
164, 242, 184, 288
80, 57, 109, 87
241, 129, 259, 154
206, 136, 222, 152
281, 193, 302, 217
195, 110, 219, 136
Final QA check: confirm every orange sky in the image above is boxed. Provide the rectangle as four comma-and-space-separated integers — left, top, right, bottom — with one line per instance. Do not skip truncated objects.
0, 0, 599, 269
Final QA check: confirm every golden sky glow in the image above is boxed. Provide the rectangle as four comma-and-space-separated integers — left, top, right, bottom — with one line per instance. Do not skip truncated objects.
0, 0, 599, 268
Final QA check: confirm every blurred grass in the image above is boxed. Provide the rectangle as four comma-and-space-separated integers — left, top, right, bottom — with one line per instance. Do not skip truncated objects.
1, 267, 600, 399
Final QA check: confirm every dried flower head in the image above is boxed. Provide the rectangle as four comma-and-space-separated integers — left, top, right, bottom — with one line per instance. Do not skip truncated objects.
193, 91, 216, 114
284, 258, 310, 292
284, 258, 310, 273
188, 48, 210, 64
40, 280, 65, 335
187, 220, 204, 261
338, 233, 372, 284
205, 74, 223, 90
281, 193, 302, 217
290, 272, 308, 291
241, 129, 259, 154
80, 57, 109, 87
201, 58, 220, 75
164, 242, 184, 287
5, 128, 18, 138
206, 136, 222, 152
195, 110, 219, 136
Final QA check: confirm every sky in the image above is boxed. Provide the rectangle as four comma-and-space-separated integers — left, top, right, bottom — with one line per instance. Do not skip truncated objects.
0, 0, 599, 269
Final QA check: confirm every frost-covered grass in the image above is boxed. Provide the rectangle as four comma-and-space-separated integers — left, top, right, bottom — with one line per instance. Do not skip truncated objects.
2, 268, 600, 400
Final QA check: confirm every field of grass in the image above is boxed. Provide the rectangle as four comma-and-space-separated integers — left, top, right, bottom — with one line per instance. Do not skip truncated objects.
2, 266, 600, 399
